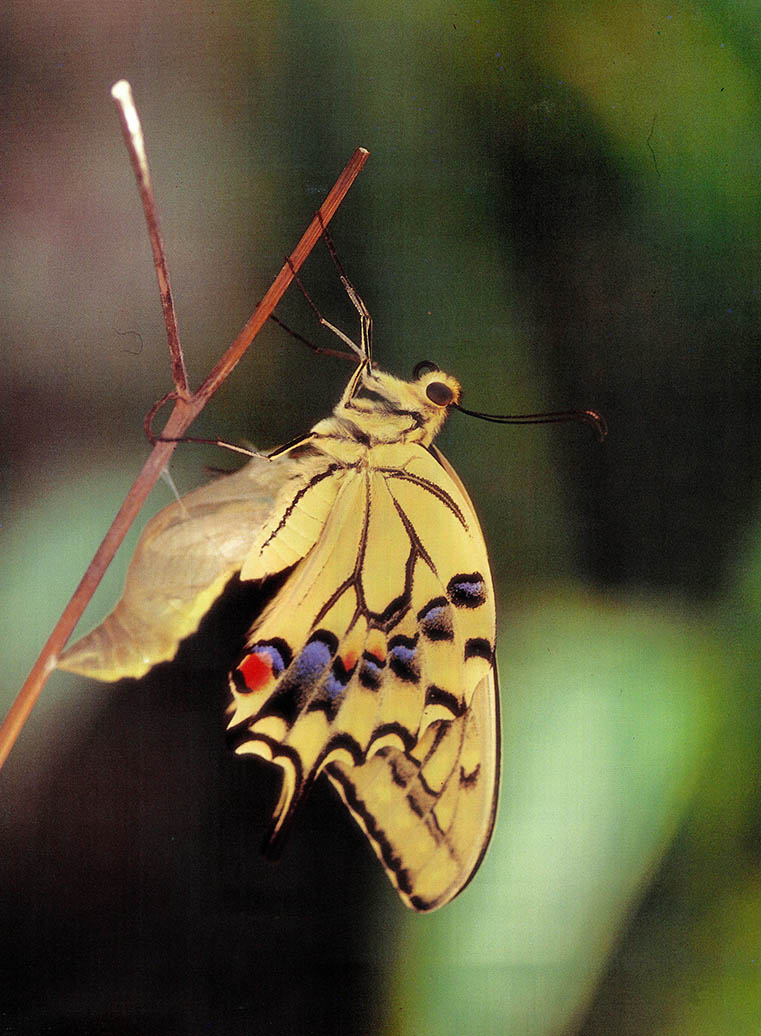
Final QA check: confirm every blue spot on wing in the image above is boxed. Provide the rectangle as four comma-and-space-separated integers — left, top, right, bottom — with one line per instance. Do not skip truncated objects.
418, 596, 454, 641
360, 652, 385, 690
389, 636, 420, 683
324, 654, 356, 700
324, 672, 347, 699
391, 643, 415, 664
447, 572, 487, 608
292, 634, 336, 683
256, 642, 288, 677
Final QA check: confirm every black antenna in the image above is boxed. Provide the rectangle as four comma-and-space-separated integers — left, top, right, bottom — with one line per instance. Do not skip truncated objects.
454, 403, 608, 442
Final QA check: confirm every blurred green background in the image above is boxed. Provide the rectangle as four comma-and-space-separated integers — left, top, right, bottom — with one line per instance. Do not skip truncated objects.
2, 2, 761, 1033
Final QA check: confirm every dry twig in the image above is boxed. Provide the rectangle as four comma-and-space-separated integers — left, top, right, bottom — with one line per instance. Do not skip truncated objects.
0, 80, 368, 769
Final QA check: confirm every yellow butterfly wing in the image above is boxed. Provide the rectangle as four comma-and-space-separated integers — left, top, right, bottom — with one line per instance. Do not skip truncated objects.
57, 450, 322, 681
226, 441, 500, 911
326, 668, 499, 912
325, 444, 500, 911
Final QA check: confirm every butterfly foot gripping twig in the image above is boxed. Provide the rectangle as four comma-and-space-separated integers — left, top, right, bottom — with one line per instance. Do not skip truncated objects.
283, 218, 373, 364
144, 391, 181, 446
284, 257, 365, 360
0, 79, 369, 770
267, 310, 357, 364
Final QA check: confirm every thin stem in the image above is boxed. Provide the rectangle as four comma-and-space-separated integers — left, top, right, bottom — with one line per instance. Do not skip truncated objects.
0, 91, 369, 770
144, 390, 178, 444
0, 433, 182, 770
111, 81, 189, 398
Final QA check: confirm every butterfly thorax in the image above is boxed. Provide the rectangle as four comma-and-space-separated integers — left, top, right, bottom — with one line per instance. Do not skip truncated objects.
310, 364, 462, 450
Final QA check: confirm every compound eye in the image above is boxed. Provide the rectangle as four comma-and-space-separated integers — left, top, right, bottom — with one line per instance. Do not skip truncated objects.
413, 360, 439, 379
426, 380, 454, 407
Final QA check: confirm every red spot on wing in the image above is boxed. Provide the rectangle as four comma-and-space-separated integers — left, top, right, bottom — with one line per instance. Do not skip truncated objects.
343, 651, 357, 672
238, 651, 273, 692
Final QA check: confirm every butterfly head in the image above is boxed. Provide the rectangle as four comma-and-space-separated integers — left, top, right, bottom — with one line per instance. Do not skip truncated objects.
332, 358, 462, 446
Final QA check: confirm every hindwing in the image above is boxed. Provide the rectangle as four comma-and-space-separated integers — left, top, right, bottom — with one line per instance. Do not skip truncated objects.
227, 441, 500, 910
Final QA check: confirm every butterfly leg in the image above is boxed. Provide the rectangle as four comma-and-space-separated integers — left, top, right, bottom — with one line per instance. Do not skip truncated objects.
316, 214, 373, 363
267, 311, 356, 363
286, 257, 365, 360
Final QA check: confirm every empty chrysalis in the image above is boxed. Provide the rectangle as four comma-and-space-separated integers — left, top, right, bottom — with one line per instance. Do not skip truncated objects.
58, 242, 605, 912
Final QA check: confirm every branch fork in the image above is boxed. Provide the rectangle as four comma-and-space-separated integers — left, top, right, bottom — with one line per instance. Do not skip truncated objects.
0, 80, 368, 769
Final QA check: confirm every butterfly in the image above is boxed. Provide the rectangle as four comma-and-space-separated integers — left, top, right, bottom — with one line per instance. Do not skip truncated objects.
58, 265, 501, 912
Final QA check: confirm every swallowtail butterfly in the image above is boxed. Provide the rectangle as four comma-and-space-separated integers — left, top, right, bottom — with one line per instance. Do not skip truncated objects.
59, 269, 501, 912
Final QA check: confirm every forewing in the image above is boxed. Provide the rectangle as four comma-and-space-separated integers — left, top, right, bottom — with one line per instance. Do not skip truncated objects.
326, 444, 500, 911
57, 451, 317, 681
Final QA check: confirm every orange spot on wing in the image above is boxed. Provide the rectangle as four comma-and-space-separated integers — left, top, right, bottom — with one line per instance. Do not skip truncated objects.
365, 633, 386, 665
238, 651, 273, 692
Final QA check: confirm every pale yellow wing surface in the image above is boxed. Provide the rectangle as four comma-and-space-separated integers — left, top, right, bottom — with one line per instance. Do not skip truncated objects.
57, 452, 314, 681
227, 443, 500, 910
326, 666, 499, 911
